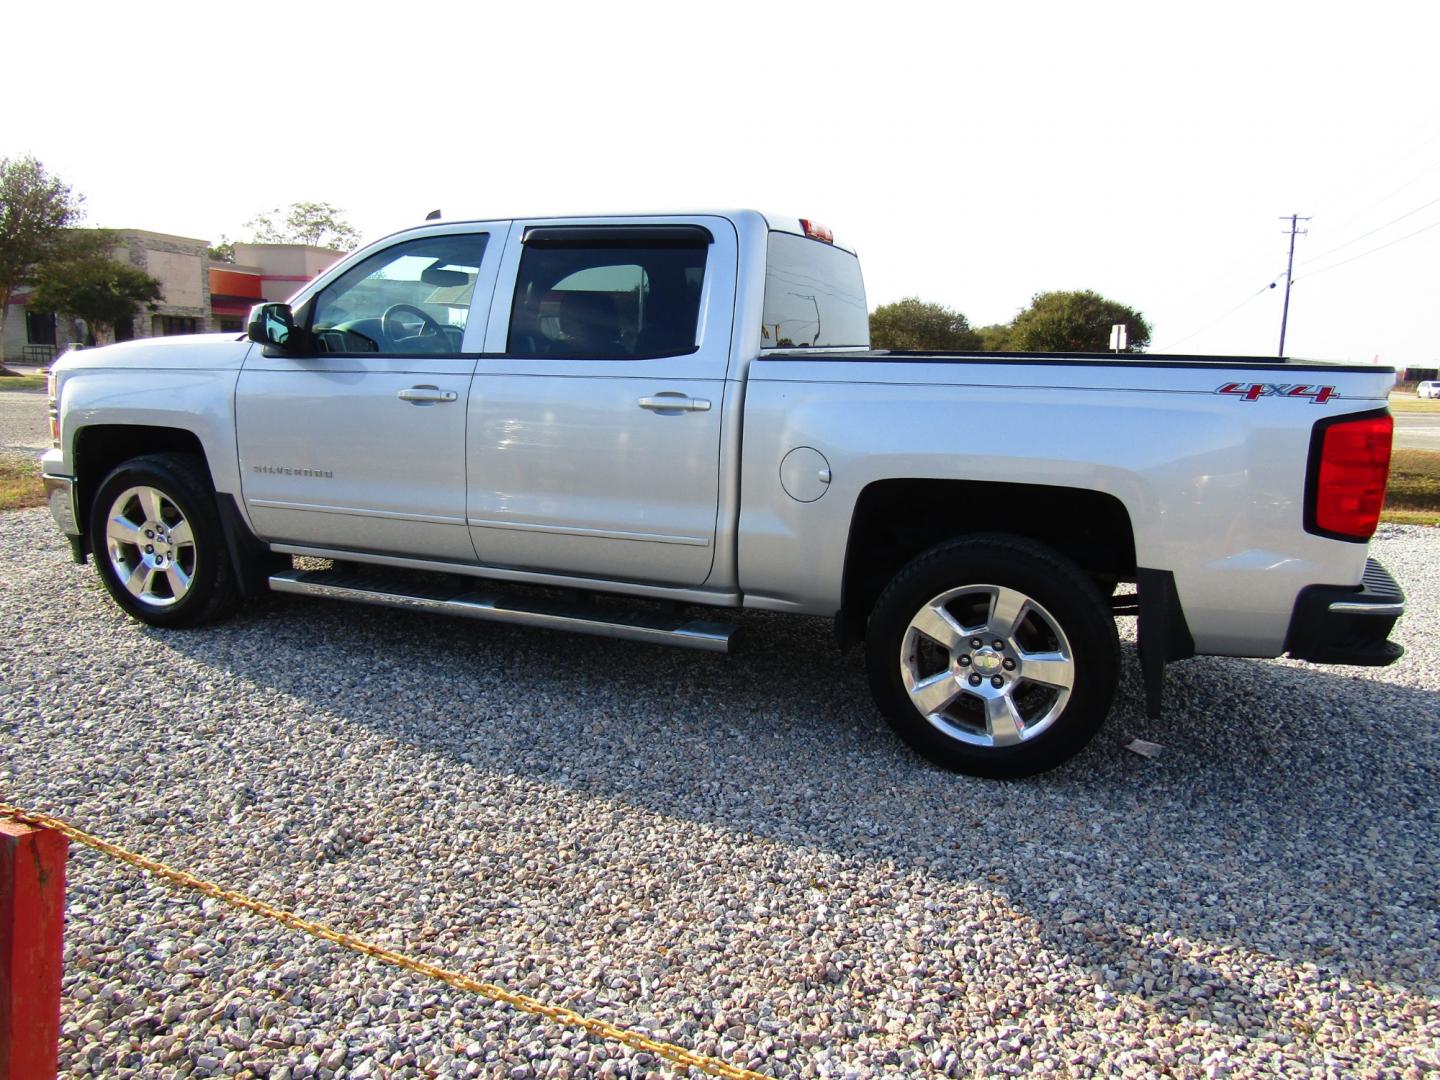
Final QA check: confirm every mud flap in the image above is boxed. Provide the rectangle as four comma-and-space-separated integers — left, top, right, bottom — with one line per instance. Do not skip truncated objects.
1135, 568, 1195, 720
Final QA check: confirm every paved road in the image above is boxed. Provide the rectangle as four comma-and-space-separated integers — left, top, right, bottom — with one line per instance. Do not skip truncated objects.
0, 388, 49, 454
1395, 411, 1440, 451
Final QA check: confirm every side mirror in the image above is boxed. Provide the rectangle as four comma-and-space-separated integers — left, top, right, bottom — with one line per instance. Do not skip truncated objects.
247, 303, 299, 351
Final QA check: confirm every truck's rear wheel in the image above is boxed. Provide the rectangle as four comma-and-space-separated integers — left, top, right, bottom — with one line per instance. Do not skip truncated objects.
90, 453, 238, 628
865, 534, 1119, 778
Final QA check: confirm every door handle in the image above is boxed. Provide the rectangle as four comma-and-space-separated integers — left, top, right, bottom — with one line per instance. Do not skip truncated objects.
398, 386, 458, 404
638, 394, 711, 413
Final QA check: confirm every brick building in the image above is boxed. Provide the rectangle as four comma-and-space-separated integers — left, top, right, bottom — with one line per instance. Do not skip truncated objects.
2, 232, 346, 364
209, 244, 346, 333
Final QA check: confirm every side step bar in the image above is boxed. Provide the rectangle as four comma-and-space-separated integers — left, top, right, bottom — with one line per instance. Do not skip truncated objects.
267, 569, 737, 653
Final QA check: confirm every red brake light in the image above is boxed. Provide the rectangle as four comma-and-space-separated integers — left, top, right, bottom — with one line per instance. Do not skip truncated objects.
1308, 412, 1392, 541
800, 219, 833, 244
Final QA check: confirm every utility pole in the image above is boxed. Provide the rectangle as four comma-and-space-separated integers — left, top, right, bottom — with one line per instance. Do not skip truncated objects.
1277, 213, 1310, 357
789, 292, 821, 345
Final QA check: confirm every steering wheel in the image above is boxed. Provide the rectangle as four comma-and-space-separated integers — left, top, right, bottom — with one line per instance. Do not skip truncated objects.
381, 303, 444, 344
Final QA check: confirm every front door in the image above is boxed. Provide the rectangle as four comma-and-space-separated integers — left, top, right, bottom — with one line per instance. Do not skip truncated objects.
466, 219, 736, 587
236, 228, 500, 562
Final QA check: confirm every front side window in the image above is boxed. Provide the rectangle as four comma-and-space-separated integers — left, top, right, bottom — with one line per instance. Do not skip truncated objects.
310, 233, 488, 355
507, 227, 710, 358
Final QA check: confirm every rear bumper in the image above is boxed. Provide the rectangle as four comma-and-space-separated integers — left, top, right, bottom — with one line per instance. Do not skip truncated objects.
1285, 558, 1405, 666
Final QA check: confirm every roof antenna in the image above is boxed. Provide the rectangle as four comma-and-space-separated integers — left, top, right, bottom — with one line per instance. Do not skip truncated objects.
425, 209, 441, 221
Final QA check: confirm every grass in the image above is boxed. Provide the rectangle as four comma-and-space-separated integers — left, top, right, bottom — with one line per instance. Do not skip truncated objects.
0, 374, 47, 391
1387, 395, 1440, 414
1382, 508, 1440, 525
0, 458, 46, 512
1381, 448, 1440, 525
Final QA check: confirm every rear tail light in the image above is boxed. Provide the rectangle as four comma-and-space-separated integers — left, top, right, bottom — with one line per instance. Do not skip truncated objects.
1305, 410, 1393, 542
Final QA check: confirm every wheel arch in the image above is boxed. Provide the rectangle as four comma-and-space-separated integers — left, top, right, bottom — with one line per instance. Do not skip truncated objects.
837, 478, 1137, 647
86, 450, 243, 626
71, 426, 272, 596
74, 425, 211, 546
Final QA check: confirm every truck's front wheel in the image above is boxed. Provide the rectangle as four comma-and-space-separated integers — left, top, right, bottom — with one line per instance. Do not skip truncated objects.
90, 454, 238, 628
865, 535, 1119, 778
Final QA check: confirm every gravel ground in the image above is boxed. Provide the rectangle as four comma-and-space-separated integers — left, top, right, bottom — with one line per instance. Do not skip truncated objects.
1, 508, 1437, 1078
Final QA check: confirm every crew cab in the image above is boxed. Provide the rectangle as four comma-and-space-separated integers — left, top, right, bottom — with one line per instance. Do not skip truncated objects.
40, 210, 1406, 777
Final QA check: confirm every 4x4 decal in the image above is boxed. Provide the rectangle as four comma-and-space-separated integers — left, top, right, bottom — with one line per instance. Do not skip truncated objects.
1215, 382, 1336, 404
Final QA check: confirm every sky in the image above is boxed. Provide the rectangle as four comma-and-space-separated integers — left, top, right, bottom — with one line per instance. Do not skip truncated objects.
6, 0, 1436, 366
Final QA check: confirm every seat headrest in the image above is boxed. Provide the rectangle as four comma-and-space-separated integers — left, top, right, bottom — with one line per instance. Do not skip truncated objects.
556, 291, 621, 351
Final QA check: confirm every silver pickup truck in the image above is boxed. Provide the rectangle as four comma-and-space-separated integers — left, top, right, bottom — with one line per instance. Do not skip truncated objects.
40, 210, 1406, 777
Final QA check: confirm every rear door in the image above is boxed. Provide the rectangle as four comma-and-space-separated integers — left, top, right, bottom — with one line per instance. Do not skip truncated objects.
236, 226, 503, 561
465, 217, 736, 586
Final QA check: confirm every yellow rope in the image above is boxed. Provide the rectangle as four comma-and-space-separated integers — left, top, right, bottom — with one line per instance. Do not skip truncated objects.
0, 802, 768, 1080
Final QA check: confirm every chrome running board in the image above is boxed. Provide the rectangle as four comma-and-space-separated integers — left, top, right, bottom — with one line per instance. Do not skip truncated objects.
268, 568, 736, 653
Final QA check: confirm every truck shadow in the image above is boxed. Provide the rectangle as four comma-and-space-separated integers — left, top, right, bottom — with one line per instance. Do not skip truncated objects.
150, 592, 1440, 1028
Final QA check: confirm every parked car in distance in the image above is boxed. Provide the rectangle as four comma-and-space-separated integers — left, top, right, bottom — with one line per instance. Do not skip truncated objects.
1417, 380, 1440, 399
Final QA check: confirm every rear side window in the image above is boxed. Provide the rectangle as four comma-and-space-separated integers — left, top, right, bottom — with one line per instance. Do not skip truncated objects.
762, 232, 869, 348
507, 226, 711, 358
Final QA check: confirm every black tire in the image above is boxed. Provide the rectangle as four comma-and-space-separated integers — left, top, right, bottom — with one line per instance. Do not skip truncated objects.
865, 534, 1119, 779
89, 453, 239, 628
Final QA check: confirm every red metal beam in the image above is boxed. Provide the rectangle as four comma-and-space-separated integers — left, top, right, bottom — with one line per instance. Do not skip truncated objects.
0, 821, 67, 1080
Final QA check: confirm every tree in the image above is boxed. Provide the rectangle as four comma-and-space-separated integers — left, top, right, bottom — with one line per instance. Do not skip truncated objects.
0, 155, 84, 368
29, 231, 163, 345
975, 323, 1014, 352
243, 201, 360, 250
1007, 289, 1151, 353
208, 237, 235, 263
869, 297, 981, 352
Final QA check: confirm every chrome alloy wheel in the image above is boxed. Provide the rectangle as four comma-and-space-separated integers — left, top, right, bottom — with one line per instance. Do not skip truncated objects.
103, 485, 197, 608
900, 583, 1075, 748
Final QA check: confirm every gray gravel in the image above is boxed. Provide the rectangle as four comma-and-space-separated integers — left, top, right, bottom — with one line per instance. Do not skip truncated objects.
1, 507, 1437, 1078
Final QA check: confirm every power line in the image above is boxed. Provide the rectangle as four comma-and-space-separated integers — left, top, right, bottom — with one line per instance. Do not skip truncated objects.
1166, 206, 1434, 352
1167, 284, 1272, 349
1318, 153, 1440, 237
1297, 195, 1440, 267
1169, 131, 1440, 352
1295, 218, 1440, 282
1309, 124, 1440, 224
